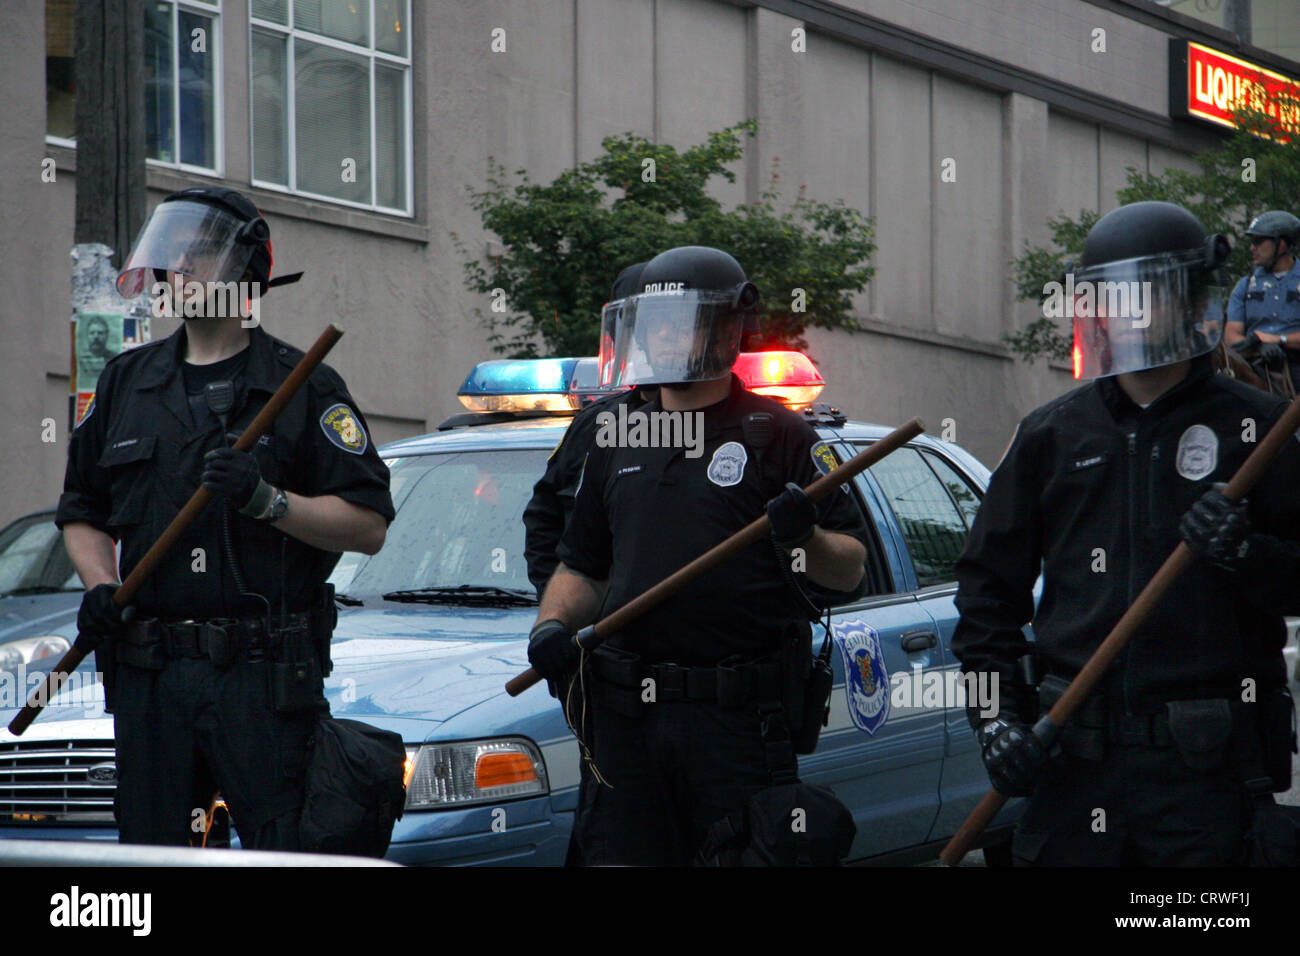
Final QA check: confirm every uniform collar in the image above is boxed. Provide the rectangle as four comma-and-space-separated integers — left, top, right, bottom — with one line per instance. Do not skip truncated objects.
644, 374, 748, 440
1095, 352, 1215, 421
131, 323, 283, 395
1252, 260, 1300, 281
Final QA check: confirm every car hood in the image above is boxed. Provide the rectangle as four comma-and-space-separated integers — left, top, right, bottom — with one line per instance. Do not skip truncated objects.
325, 603, 534, 726
0, 593, 80, 643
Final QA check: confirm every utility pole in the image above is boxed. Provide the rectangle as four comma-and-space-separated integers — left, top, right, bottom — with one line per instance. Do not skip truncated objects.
69, 0, 147, 430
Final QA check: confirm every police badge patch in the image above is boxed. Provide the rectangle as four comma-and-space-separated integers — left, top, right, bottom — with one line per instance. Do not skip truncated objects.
833, 619, 890, 736
706, 441, 747, 487
320, 403, 368, 455
1175, 424, 1217, 480
810, 441, 838, 476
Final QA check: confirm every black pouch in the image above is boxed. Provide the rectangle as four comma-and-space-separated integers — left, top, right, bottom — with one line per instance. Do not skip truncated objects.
271, 624, 322, 713
299, 717, 406, 857
116, 620, 166, 670
311, 585, 337, 678
1166, 698, 1233, 771
792, 636, 833, 755
1248, 795, 1300, 865
697, 782, 857, 866
1257, 687, 1297, 792
591, 645, 645, 719
1039, 675, 1106, 761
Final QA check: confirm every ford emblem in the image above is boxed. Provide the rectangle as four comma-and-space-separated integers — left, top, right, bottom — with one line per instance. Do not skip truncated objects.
86, 763, 117, 785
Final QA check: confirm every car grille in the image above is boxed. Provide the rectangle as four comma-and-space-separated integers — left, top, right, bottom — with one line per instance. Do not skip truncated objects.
0, 739, 116, 825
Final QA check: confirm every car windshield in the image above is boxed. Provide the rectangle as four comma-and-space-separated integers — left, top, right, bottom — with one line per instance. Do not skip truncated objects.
0, 514, 79, 597
343, 448, 551, 600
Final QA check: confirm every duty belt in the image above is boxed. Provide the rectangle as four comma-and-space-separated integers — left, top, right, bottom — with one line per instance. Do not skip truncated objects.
125, 612, 313, 664
592, 653, 783, 706
1105, 708, 1175, 747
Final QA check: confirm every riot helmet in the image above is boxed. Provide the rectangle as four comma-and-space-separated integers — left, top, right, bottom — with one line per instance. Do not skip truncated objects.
1244, 210, 1300, 271
597, 261, 648, 389
601, 246, 759, 387
1071, 201, 1229, 380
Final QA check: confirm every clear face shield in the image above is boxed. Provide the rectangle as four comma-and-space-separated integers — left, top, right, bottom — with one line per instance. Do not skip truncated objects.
599, 290, 745, 387
1070, 250, 1224, 379
116, 199, 268, 299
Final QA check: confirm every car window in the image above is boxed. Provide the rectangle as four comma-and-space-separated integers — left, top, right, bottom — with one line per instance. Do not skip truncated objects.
0, 516, 73, 596
345, 449, 550, 598
919, 449, 982, 529
865, 446, 968, 588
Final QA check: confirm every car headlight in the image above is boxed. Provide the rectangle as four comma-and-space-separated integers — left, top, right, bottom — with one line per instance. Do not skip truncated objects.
404, 737, 549, 809
0, 635, 71, 671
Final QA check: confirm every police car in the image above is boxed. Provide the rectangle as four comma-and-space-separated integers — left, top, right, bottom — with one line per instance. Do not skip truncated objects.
0, 352, 1041, 864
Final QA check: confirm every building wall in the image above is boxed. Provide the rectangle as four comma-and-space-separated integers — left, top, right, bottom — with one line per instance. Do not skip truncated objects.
3, 0, 1293, 527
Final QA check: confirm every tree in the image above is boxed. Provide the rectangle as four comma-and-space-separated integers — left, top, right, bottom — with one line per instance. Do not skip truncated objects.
1007, 93, 1300, 362
453, 120, 876, 358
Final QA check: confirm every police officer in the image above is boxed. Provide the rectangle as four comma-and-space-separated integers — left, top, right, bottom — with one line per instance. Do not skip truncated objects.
953, 201, 1300, 866
523, 262, 653, 596
522, 261, 657, 866
58, 186, 394, 849
526, 246, 869, 865
1226, 210, 1300, 392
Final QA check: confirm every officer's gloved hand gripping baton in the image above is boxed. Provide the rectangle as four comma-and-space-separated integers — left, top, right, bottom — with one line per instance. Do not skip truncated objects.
8, 324, 346, 736
939, 388, 1300, 866
505, 417, 926, 697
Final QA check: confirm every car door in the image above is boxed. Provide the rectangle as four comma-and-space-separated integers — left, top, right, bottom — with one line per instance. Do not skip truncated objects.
856, 442, 1022, 841
802, 437, 947, 859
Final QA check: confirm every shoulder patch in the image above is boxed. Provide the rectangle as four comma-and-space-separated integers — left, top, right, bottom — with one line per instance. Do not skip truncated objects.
810, 440, 838, 476
707, 441, 748, 488
319, 403, 368, 454
74, 394, 95, 429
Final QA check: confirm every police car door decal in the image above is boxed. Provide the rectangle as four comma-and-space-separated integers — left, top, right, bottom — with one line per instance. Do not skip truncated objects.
833, 619, 891, 735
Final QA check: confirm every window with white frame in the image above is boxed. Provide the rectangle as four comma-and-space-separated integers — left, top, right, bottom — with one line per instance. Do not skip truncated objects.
45, 0, 221, 169
145, 0, 222, 172
250, 0, 412, 215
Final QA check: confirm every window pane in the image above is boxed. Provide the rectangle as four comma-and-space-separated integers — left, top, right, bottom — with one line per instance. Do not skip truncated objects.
919, 450, 982, 530
295, 39, 370, 203
294, 0, 368, 47
252, 0, 288, 24
374, 64, 405, 208
868, 446, 968, 588
178, 10, 215, 168
252, 29, 288, 184
46, 0, 76, 140
375, 0, 406, 56
144, 2, 174, 162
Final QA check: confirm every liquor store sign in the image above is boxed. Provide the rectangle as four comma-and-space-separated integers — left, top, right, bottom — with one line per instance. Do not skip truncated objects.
1170, 39, 1300, 135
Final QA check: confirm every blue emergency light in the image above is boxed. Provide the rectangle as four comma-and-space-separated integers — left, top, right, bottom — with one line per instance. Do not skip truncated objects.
457, 358, 584, 413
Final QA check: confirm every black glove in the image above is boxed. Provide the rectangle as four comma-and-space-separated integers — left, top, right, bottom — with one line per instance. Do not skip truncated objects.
74, 583, 133, 653
1230, 331, 1262, 354
1259, 341, 1287, 367
527, 618, 579, 691
202, 446, 272, 515
766, 481, 818, 549
977, 717, 1047, 797
1180, 484, 1252, 571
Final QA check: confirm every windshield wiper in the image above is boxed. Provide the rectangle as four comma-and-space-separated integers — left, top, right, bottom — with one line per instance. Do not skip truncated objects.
381, 585, 538, 607
335, 593, 365, 607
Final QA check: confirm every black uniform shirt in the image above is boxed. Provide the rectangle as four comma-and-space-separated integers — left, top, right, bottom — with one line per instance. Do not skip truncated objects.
558, 375, 869, 665
56, 324, 395, 619
952, 353, 1300, 716
522, 388, 649, 594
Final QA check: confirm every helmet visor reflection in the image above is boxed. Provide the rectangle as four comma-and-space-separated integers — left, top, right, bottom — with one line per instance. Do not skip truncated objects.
607, 290, 744, 386
116, 200, 259, 298
1070, 250, 1224, 379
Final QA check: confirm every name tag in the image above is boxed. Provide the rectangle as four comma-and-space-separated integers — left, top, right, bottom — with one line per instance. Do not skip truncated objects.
1067, 453, 1107, 472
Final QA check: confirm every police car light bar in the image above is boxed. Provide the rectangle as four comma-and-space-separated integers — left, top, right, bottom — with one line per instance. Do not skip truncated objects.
733, 351, 825, 409
457, 358, 585, 413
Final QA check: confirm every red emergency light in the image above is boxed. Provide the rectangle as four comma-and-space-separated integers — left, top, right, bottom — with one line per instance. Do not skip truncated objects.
733, 351, 825, 409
